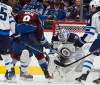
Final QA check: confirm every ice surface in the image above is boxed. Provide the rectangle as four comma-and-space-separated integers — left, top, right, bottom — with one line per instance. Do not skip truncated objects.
0, 32, 99, 85
0, 75, 97, 85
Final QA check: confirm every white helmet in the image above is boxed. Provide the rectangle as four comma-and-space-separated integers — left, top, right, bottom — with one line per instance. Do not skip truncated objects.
58, 29, 69, 43
90, 0, 100, 8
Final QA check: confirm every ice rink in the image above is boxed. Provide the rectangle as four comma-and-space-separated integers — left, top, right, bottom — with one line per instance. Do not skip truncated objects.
0, 75, 96, 85
0, 32, 100, 85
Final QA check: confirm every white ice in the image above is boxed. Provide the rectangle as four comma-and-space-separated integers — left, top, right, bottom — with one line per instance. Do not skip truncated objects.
0, 74, 97, 85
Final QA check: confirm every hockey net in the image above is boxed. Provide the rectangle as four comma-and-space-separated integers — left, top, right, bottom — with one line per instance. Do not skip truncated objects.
52, 21, 86, 37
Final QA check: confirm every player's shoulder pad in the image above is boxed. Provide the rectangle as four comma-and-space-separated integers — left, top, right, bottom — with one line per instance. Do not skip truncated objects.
1, 3, 13, 13
6, 5, 12, 13
92, 12, 100, 19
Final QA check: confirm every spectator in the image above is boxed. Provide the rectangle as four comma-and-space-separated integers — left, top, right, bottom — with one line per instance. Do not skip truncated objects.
22, 0, 44, 14
63, 1, 71, 18
68, 0, 88, 21
7, 0, 18, 14
10, 0, 31, 14
44, 0, 66, 20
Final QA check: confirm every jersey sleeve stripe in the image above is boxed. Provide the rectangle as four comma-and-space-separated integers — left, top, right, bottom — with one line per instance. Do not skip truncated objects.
85, 32, 95, 35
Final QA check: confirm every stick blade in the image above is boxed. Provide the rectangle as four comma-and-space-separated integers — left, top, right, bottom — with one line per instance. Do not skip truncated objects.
54, 60, 67, 67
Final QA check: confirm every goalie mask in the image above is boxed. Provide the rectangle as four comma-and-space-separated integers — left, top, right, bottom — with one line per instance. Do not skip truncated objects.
58, 29, 69, 43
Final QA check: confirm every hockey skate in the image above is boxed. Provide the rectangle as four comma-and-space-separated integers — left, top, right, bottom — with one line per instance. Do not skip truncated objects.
5, 67, 16, 82
75, 71, 89, 82
93, 77, 100, 84
42, 68, 53, 79
20, 71, 33, 80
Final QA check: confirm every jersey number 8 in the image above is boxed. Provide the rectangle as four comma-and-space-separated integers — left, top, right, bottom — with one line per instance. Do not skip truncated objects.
23, 15, 31, 22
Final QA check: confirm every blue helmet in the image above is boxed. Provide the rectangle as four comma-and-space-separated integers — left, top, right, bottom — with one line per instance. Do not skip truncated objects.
22, 0, 43, 10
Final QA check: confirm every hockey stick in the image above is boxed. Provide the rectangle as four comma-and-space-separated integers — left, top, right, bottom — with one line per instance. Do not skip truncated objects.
23, 42, 50, 63
54, 47, 100, 67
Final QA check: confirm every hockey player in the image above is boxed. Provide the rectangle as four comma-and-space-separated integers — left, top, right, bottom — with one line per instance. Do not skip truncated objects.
11, 9, 52, 80
0, 0, 16, 80
75, 0, 100, 84
52, 28, 86, 48
52, 25, 96, 80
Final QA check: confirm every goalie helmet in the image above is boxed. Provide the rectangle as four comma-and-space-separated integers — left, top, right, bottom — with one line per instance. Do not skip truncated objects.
90, 0, 100, 8
58, 29, 69, 43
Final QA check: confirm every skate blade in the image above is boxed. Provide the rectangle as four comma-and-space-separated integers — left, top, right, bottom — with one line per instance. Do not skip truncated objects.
48, 81, 81, 84
20, 77, 33, 81
46, 78, 54, 83
4, 76, 17, 83
74, 80, 84, 84
4, 79, 17, 83
75, 80, 95, 85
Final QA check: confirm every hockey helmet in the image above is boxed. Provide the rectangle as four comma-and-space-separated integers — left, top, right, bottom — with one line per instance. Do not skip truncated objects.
58, 29, 69, 43
90, 0, 100, 8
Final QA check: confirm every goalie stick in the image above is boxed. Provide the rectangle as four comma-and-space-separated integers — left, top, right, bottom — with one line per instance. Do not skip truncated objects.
54, 47, 100, 67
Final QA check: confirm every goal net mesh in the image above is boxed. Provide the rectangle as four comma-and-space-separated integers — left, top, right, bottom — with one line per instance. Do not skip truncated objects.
52, 21, 86, 36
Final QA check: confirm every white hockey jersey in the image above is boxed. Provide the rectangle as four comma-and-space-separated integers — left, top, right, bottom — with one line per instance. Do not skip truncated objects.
0, 2, 15, 35
91, 11, 100, 34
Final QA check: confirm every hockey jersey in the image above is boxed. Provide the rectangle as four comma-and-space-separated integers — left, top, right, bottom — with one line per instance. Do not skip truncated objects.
15, 10, 44, 41
0, 2, 15, 36
91, 12, 100, 34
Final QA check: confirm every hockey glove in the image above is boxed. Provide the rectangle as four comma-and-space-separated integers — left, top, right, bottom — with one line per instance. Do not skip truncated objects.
74, 37, 86, 47
40, 38, 51, 49
11, 33, 21, 43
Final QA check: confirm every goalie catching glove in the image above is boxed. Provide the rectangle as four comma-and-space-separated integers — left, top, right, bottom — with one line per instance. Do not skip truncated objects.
74, 36, 86, 47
